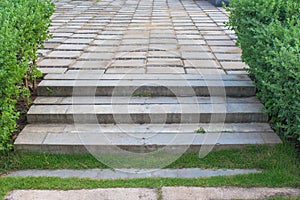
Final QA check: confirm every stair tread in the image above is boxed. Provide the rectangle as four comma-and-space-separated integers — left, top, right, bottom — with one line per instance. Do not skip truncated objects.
34, 96, 261, 105
44, 73, 252, 81
27, 101, 268, 123
15, 131, 281, 146
39, 79, 254, 87
20, 123, 275, 133
14, 123, 282, 153
28, 103, 264, 114
37, 79, 256, 97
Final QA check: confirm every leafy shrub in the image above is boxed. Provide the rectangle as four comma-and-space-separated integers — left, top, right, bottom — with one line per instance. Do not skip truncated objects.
226, 0, 300, 140
0, 0, 54, 153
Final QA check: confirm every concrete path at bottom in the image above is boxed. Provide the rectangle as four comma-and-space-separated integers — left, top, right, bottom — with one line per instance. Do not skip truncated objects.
5, 187, 300, 200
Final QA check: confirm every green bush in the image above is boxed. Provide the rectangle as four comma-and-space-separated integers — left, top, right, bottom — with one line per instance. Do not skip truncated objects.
226, 0, 300, 140
0, 0, 54, 153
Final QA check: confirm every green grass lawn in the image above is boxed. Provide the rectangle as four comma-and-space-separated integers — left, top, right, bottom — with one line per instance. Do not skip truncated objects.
0, 143, 299, 199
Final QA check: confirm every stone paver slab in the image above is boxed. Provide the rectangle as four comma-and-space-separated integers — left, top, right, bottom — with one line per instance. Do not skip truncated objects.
162, 187, 300, 200
210, 46, 242, 53
52, 32, 73, 37
37, 49, 51, 57
183, 59, 220, 68
66, 70, 105, 74
86, 46, 118, 52
203, 35, 230, 40
215, 53, 242, 61
7, 168, 261, 179
71, 61, 109, 69
56, 44, 88, 50
148, 51, 180, 58
147, 58, 182, 66
110, 60, 145, 67
106, 67, 146, 74
150, 38, 177, 44
79, 52, 115, 60
71, 33, 97, 38
206, 40, 236, 46
38, 59, 75, 67
147, 67, 184, 74
148, 44, 178, 51
186, 68, 225, 74
122, 39, 149, 45
181, 52, 214, 59
37, 68, 67, 74
93, 40, 121, 46
178, 39, 206, 45
227, 70, 248, 75
14, 132, 47, 145
5, 188, 157, 200
63, 38, 93, 44
179, 46, 210, 52
220, 61, 249, 70
47, 51, 82, 58
115, 52, 147, 59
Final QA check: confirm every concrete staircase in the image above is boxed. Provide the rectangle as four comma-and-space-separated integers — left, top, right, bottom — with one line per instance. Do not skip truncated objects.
15, 73, 281, 154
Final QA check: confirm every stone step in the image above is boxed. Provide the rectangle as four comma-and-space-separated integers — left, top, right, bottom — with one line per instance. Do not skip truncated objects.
14, 123, 281, 154
37, 79, 255, 97
17, 123, 276, 134
27, 101, 267, 124
44, 74, 251, 81
33, 96, 261, 105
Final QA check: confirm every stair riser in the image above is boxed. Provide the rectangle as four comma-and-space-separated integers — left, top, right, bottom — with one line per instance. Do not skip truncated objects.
27, 113, 268, 124
37, 86, 256, 97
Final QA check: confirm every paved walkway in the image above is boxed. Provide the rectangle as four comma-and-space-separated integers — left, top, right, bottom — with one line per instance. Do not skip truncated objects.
10, 1, 288, 199
7, 168, 261, 179
6, 187, 300, 200
15, 0, 281, 153
38, 0, 246, 75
